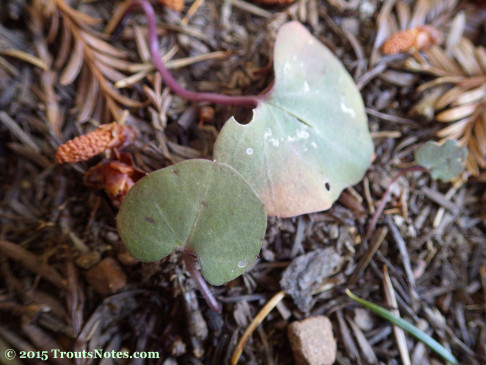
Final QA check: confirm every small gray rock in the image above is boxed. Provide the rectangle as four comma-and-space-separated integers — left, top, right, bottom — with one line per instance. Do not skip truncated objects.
280, 248, 342, 312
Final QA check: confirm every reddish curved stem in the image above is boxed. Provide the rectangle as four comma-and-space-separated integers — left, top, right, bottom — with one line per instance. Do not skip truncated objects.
118, 0, 268, 107
365, 166, 428, 242
183, 251, 222, 313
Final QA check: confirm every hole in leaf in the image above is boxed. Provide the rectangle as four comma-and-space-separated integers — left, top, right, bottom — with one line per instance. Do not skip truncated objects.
213, 22, 373, 217
324, 182, 331, 191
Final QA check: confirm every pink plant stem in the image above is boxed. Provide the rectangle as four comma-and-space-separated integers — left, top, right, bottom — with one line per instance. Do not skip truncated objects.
183, 251, 222, 313
365, 166, 428, 242
119, 0, 268, 107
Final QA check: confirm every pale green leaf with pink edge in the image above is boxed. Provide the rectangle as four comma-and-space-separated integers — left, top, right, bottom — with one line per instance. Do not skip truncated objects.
214, 21, 373, 218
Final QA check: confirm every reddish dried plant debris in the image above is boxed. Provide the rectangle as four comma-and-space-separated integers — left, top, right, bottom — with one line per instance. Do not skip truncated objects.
84, 152, 146, 208
381, 26, 442, 55
198, 105, 215, 124
56, 123, 137, 163
158, 0, 184, 12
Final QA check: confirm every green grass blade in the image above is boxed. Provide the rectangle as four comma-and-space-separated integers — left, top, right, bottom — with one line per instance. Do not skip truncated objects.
345, 289, 458, 365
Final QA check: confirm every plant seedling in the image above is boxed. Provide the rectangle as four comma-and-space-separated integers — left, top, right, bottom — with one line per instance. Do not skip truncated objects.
116, 159, 267, 312
414, 139, 468, 182
113, 1, 375, 310
116, 1, 374, 218
214, 22, 374, 217
365, 139, 467, 241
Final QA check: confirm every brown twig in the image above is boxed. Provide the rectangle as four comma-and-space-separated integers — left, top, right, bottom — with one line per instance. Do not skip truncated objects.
0, 240, 67, 289
365, 166, 427, 242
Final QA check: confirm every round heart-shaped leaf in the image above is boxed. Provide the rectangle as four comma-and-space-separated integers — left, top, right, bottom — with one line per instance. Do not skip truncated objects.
214, 21, 373, 217
415, 140, 468, 182
116, 159, 267, 285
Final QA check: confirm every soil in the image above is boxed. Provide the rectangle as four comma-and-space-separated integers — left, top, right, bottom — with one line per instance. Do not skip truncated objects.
1, 0, 485, 364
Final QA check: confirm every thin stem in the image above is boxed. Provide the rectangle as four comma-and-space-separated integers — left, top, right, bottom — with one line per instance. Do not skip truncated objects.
117, 0, 268, 107
365, 166, 428, 242
182, 251, 222, 313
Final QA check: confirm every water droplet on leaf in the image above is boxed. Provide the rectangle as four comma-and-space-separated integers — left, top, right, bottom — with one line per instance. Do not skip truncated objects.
238, 260, 247, 268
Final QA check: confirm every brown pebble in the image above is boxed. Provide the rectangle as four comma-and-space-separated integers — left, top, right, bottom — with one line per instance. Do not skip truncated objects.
105, 231, 120, 243
85, 257, 127, 295
117, 250, 139, 266
288, 316, 336, 365
75, 251, 101, 269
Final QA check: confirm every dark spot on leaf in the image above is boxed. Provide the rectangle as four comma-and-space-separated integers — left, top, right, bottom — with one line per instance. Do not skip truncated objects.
145, 216, 155, 224
324, 182, 331, 191
172, 170, 178, 176
200, 200, 208, 208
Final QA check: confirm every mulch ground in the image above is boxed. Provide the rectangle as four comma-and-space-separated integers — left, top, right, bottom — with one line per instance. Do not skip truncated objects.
1, 0, 485, 364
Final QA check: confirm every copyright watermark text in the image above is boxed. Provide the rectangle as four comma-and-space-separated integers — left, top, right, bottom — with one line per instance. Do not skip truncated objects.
3, 349, 160, 361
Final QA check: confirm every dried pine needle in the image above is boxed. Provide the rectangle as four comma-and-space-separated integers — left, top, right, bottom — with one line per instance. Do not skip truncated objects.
382, 266, 411, 365
231, 291, 285, 365
0, 49, 48, 71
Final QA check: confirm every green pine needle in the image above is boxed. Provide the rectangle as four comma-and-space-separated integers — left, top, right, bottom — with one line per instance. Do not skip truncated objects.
345, 289, 458, 365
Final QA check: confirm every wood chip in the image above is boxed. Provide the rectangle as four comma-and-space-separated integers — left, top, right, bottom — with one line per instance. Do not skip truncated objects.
346, 315, 378, 363
420, 186, 461, 214
349, 227, 388, 285
386, 216, 419, 306
336, 310, 359, 360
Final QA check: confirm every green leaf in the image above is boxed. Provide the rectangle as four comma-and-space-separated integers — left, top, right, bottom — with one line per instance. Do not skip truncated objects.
116, 159, 267, 285
214, 21, 373, 217
415, 140, 468, 182
345, 289, 458, 365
